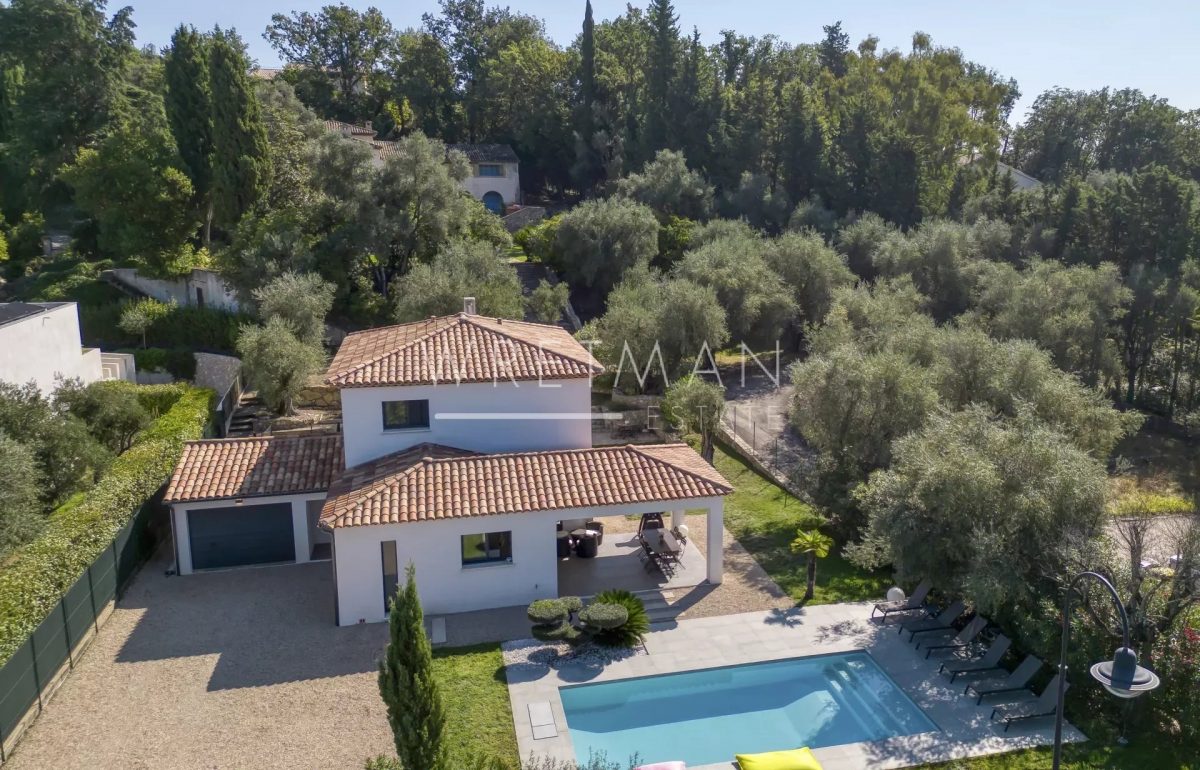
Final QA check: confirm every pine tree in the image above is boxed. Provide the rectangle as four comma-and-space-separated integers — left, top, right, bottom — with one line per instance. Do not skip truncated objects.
818, 21, 850, 77
642, 0, 679, 160
164, 25, 215, 245
378, 564, 450, 770
209, 29, 268, 232
572, 0, 603, 192
779, 81, 828, 205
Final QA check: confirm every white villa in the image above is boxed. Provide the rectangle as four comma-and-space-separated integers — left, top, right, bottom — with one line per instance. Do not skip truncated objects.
322, 120, 522, 215
164, 308, 731, 625
0, 301, 134, 393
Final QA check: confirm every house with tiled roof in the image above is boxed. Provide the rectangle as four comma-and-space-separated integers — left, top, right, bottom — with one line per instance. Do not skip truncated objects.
164, 304, 732, 624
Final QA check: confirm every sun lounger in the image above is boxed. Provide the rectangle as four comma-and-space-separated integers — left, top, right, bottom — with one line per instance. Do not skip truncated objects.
918, 615, 988, 657
938, 634, 1012, 683
898, 600, 965, 642
871, 579, 932, 620
990, 675, 1067, 731
964, 655, 1043, 704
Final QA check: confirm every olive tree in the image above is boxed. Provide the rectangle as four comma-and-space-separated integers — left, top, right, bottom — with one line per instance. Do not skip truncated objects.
393, 240, 524, 322
662, 375, 725, 462
253, 271, 336, 346
553, 198, 659, 296
848, 406, 1109, 614
237, 317, 326, 414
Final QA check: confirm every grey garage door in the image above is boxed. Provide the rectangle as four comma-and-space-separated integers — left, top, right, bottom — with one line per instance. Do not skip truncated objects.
188, 503, 295, 570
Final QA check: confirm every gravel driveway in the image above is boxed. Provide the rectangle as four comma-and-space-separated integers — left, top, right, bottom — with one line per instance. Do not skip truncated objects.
4, 553, 394, 770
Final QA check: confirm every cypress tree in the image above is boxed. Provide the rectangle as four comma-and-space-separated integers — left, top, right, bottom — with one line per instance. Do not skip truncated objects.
378, 564, 450, 770
572, 0, 603, 193
164, 26, 215, 245
209, 29, 268, 231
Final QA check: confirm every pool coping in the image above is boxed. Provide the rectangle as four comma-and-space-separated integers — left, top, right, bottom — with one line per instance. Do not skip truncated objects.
505, 603, 1087, 770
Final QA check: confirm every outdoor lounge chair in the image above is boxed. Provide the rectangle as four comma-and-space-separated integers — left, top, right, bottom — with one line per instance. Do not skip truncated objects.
964, 655, 1043, 704
990, 675, 1067, 731
938, 634, 1012, 683
871, 579, 932, 620
918, 615, 988, 657
898, 600, 965, 642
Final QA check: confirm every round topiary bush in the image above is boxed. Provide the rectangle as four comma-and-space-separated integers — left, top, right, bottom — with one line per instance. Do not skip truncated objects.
591, 589, 650, 647
560, 595, 583, 616
527, 598, 568, 626
580, 602, 628, 631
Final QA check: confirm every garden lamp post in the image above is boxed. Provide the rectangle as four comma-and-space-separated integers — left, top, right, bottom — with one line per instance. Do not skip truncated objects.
1052, 570, 1160, 769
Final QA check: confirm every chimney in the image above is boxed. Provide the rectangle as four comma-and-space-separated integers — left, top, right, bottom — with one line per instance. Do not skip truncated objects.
463, 297, 477, 315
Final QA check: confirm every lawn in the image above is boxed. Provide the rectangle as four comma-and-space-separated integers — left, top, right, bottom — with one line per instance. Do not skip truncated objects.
433, 643, 520, 767
711, 442, 891, 605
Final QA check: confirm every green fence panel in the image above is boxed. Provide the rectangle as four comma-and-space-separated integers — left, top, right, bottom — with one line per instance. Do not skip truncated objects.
113, 513, 140, 592
88, 546, 118, 613
0, 638, 38, 759
28, 610, 68, 699
61, 574, 95, 655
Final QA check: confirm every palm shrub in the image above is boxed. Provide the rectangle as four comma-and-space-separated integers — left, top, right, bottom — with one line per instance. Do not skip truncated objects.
791, 529, 834, 601
378, 564, 450, 770
588, 590, 650, 647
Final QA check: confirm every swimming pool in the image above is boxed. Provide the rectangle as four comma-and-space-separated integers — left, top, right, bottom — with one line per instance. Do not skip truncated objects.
559, 651, 937, 767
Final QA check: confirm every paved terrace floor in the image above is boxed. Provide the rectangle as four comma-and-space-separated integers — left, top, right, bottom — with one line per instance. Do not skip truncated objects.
507, 605, 1086, 770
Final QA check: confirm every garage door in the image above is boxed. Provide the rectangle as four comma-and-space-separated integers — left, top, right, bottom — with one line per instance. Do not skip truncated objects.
188, 503, 295, 570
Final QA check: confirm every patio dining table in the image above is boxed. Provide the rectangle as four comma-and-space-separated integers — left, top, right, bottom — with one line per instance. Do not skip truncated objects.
645, 529, 682, 562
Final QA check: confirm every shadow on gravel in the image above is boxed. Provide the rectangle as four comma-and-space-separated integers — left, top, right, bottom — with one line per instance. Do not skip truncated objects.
116, 556, 386, 691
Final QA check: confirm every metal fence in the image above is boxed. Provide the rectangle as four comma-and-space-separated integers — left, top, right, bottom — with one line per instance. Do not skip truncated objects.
0, 497, 163, 761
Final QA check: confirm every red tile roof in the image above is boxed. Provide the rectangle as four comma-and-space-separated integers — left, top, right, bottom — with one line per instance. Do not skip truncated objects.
320, 443, 732, 529
164, 434, 343, 504
325, 313, 602, 388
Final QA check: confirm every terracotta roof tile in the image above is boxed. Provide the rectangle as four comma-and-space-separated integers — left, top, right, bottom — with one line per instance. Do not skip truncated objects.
321, 443, 732, 529
325, 313, 602, 388
164, 434, 343, 504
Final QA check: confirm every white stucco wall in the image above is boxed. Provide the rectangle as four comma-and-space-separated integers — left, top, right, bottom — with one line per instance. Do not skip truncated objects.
330, 496, 724, 625
170, 493, 328, 575
460, 161, 520, 207
0, 303, 102, 394
340, 378, 592, 468
108, 268, 241, 312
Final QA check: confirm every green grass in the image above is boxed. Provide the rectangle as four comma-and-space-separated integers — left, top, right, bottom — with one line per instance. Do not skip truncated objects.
432, 643, 519, 766
916, 728, 1196, 769
711, 442, 890, 605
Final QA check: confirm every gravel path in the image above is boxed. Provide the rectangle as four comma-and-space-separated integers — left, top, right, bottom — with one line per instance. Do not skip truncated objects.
4, 553, 394, 770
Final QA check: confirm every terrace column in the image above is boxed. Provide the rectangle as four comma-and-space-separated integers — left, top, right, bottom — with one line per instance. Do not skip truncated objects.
706, 498, 724, 585
670, 509, 686, 530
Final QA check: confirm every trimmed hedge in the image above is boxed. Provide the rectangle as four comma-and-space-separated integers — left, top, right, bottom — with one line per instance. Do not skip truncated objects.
121, 348, 197, 380
81, 303, 251, 353
0, 384, 214, 666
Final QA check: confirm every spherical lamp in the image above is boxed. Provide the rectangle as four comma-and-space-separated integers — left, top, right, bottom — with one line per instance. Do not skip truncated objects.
886, 586, 906, 603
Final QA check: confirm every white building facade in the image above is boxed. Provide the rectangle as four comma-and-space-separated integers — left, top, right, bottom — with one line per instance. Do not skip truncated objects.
0, 302, 104, 393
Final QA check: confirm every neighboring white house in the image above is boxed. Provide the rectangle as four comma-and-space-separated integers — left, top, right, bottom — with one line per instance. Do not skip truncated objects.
164, 307, 733, 624
0, 302, 134, 393
447, 143, 522, 214
105, 267, 242, 312
996, 161, 1041, 191
320, 120, 522, 214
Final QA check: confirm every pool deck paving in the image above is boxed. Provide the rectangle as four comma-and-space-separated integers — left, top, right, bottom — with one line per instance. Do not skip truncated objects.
505, 602, 1085, 770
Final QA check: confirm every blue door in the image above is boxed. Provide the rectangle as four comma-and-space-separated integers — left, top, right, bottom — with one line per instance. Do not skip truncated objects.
482, 191, 505, 214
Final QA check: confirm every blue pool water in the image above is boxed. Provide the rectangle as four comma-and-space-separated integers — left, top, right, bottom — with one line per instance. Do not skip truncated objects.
560, 652, 937, 767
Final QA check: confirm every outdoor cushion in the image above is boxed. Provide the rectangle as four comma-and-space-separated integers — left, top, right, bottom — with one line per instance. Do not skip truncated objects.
735, 747, 822, 770
634, 763, 686, 770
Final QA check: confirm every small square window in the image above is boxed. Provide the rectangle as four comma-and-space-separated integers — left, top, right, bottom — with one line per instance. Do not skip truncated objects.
461, 531, 513, 566
382, 399, 430, 430
477, 163, 504, 177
